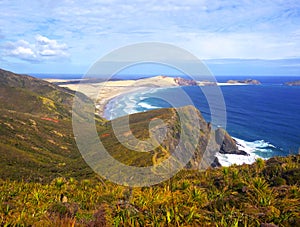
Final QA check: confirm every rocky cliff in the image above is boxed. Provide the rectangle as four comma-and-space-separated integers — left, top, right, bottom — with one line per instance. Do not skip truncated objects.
0, 68, 247, 182
100, 105, 248, 170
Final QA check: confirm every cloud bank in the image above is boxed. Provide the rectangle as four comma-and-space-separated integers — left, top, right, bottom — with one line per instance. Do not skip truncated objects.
0, 0, 300, 74
4, 35, 69, 62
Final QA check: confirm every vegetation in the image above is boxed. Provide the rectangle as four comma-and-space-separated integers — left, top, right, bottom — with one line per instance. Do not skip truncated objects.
0, 68, 213, 181
0, 155, 299, 226
0, 69, 97, 182
0, 69, 299, 226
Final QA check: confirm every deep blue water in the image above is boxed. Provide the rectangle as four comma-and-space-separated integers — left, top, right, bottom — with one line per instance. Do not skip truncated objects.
188, 85, 300, 157
104, 76, 300, 159
35, 74, 300, 159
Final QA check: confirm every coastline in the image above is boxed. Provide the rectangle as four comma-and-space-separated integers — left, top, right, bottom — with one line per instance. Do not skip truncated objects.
50, 76, 180, 119
96, 86, 151, 118
44, 76, 282, 166
46, 76, 260, 120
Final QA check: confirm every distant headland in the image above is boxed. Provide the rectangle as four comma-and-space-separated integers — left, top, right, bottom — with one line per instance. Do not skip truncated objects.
285, 80, 300, 86
226, 79, 261, 85
45, 75, 262, 117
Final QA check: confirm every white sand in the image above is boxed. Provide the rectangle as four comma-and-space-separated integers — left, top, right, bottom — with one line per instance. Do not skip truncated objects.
47, 76, 180, 119
45, 75, 255, 119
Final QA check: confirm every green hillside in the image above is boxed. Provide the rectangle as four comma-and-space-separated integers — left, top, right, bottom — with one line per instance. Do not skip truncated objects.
0, 68, 232, 182
0, 69, 96, 182
0, 68, 75, 117
0, 69, 299, 226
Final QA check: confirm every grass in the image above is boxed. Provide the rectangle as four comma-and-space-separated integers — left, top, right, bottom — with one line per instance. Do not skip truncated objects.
0, 155, 299, 226
0, 68, 299, 226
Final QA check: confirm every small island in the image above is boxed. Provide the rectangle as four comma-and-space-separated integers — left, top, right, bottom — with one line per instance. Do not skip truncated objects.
285, 80, 300, 86
226, 79, 261, 85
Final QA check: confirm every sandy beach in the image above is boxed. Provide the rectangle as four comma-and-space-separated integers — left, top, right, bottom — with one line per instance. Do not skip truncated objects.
94, 85, 148, 117
48, 76, 181, 119
45, 76, 256, 119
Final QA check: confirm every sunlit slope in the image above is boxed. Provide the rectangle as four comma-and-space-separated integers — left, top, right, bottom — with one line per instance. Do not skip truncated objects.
0, 69, 238, 182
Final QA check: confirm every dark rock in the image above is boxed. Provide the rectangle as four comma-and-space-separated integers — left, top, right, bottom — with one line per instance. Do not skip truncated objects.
211, 157, 222, 168
215, 128, 249, 155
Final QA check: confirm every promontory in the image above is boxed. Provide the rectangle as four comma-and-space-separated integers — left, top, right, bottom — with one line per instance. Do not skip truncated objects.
285, 80, 300, 86
226, 79, 261, 85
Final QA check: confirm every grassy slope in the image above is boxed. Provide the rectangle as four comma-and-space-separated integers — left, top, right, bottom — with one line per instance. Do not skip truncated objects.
0, 109, 94, 182
0, 155, 299, 226
0, 69, 299, 226
0, 68, 212, 181
0, 69, 96, 182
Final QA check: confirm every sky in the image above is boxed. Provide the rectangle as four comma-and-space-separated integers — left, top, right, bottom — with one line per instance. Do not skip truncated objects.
1, 0, 300, 76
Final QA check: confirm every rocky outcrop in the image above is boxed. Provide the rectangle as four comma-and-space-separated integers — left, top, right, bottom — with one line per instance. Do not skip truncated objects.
102, 105, 248, 170
214, 128, 248, 155
284, 80, 300, 86
227, 79, 261, 85
174, 77, 197, 86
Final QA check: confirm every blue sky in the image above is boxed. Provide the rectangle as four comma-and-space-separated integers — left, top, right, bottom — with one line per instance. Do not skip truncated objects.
1, 0, 300, 76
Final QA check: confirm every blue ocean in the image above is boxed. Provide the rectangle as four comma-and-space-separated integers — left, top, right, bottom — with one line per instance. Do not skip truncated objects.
35, 74, 300, 165
101, 76, 300, 165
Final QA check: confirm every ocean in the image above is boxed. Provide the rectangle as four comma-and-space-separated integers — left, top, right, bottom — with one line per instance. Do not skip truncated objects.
102, 76, 300, 166
35, 74, 300, 166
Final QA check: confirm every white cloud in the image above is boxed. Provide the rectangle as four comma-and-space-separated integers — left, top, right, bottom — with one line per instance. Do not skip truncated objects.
4, 35, 69, 62
1, 0, 300, 73
11, 46, 37, 59
35, 35, 68, 57
171, 30, 300, 60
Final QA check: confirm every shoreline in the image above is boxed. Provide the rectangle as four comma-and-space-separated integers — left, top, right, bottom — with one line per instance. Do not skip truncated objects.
96, 86, 151, 119
44, 77, 277, 166
45, 76, 260, 120
45, 76, 181, 119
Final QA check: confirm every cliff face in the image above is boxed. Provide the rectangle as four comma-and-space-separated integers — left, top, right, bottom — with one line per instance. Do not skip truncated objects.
0, 68, 247, 182
215, 128, 248, 155
101, 105, 247, 170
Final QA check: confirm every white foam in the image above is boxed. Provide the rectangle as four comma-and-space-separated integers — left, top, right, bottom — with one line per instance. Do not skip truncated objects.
104, 95, 138, 120
216, 137, 275, 167
138, 102, 160, 110
251, 140, 276, 149
124, 101, 138, 114
104, 87, 180, 120
216, 152, 259, 167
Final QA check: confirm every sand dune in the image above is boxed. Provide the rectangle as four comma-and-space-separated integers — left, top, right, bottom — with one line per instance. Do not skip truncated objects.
45, 75, 254, 118
49, 76, 183, 118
